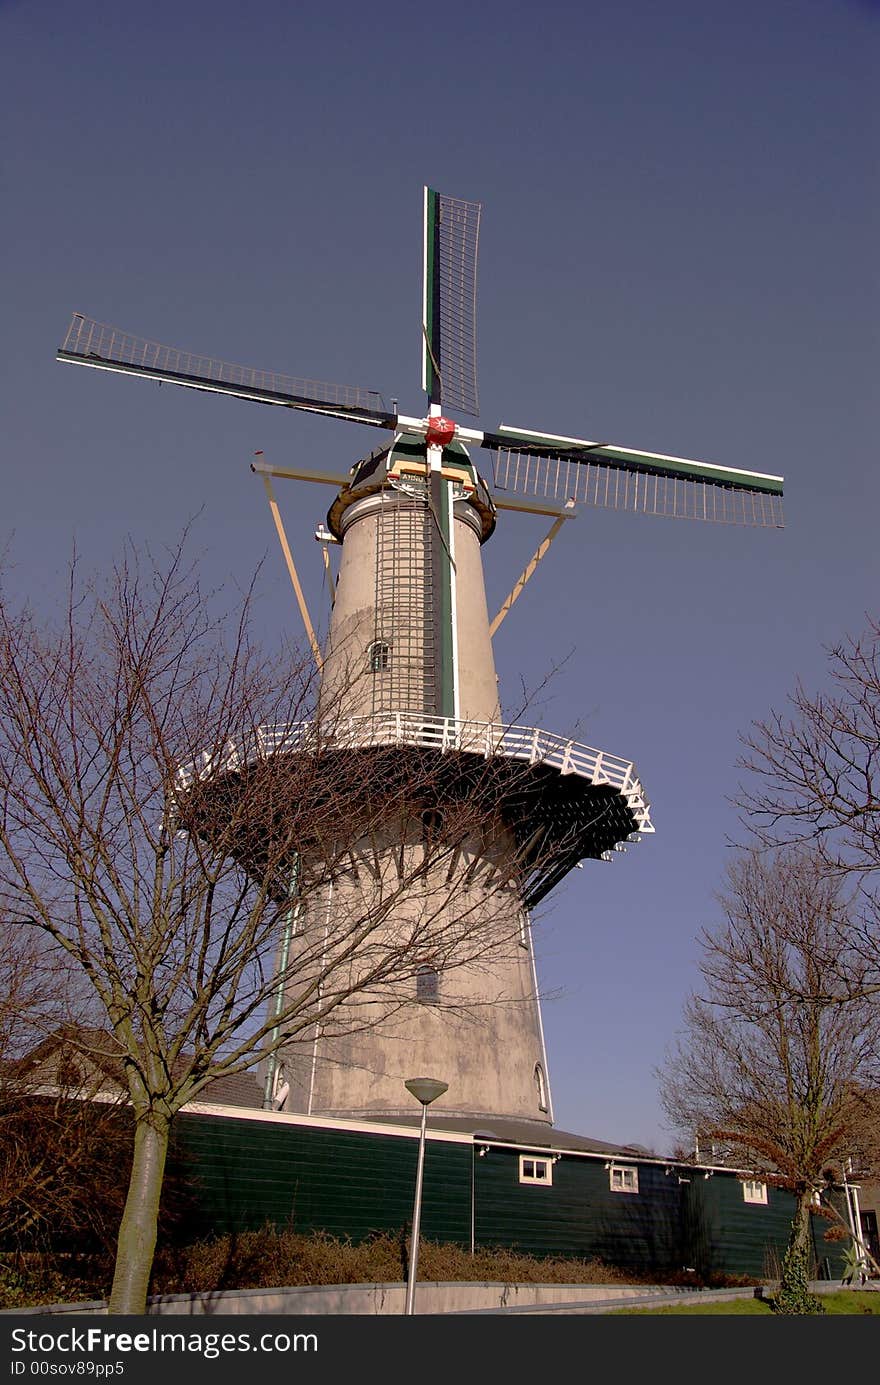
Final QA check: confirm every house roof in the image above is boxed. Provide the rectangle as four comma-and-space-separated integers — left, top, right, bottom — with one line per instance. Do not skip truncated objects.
201, 1071, 264, 1107
8, 1026, 264, 1108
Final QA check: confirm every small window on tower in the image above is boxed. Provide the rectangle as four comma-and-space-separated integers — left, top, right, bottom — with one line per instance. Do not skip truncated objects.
534, 1062, 548, 1113
368, 640, 390, 673
421, 808, 444, 838
272, 1064, 290, 1111
416, 965, 439, 1005
518, 911, 530, 949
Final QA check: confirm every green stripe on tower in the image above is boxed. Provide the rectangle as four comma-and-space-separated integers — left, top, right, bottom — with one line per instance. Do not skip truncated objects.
428, 469, 455, 719
438, 473, 455, 717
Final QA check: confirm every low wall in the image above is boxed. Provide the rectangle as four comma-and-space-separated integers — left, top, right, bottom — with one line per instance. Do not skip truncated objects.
12, 1279, 863, 1317
7, 1281, 705, 1317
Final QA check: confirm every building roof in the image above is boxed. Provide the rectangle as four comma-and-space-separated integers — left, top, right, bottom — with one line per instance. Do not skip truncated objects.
355, 1110, 655, 1158
9, 1026, 265, 1109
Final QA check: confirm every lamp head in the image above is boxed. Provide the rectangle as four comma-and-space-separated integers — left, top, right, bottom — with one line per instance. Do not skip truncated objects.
405, 1077, 448, 1106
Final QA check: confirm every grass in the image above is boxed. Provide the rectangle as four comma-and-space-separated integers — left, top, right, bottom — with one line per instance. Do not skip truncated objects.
611, 1291, 880, 1316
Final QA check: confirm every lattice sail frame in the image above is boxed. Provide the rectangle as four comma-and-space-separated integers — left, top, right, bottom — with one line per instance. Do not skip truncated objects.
491, 447, 785, 527
423, 188, 481, 417
58, 187, 785, 534
58, 313, 392, 425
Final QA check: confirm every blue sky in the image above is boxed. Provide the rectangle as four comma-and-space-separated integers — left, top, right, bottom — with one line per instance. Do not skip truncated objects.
2, 0, 878, 1153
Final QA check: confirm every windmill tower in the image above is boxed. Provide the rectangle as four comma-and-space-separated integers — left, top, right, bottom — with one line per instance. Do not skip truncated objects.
57, 188, 784, 1131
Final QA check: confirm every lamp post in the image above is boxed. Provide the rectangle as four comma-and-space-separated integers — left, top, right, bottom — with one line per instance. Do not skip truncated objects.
403, 1076, 448, 1315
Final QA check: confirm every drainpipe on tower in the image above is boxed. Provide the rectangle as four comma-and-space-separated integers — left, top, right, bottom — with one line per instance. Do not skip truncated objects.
263, 855, 301, 1109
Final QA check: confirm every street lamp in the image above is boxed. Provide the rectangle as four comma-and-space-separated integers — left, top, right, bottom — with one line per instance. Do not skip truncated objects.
403, 1076, 448, 1315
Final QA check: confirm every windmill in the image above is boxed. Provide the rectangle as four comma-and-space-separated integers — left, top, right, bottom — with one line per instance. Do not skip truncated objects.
57, 188, 783, 1132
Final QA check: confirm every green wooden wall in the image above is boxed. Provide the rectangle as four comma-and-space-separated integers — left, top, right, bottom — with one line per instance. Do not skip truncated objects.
474, 1147, 846, 1278
684, 1173, 844, 1279
170, 1113, 472, 1247
169, 1112, 848, 1280
474, 1150, 683, 1270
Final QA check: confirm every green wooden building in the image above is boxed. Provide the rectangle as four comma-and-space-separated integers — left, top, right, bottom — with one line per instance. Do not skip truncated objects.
169, 1098, 846, 1281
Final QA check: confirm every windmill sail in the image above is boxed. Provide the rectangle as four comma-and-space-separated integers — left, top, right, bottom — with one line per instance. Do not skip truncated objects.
422, 188, 481, 417
57, 314, 394, 428
484, 425, 784, 527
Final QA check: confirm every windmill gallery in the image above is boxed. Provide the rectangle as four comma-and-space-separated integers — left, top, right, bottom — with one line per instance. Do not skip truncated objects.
52, 188, 820, 1283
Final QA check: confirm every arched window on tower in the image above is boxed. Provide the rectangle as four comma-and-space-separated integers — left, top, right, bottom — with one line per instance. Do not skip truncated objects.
368, 640, 390, 673
416, 964, 440, 1005
534, 1061, 548, 1113
420, 808, 444, 839
272, 1063, 290, 1111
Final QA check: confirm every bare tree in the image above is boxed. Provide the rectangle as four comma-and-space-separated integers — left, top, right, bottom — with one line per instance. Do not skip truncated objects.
0, 540, 535, 1313
737, 617, 880, 997
658, 849, 880, 1313
0, 924, 131, 1259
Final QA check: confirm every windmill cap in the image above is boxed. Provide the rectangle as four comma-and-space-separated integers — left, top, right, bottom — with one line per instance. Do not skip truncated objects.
326, 435, 496, 543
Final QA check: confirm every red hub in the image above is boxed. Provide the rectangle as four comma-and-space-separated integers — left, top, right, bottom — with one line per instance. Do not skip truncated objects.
425, 415, 456, 447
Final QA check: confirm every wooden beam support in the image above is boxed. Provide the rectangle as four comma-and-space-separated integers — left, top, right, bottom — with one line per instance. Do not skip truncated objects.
251, 457, 348, 488
259, 471, 324, 672
489, 505, 575, 638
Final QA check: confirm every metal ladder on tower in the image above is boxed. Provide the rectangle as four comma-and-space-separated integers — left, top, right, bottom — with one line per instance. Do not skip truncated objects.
373, 492, 436, 717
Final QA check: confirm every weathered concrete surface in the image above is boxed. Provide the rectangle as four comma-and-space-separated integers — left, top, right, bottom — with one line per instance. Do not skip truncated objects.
10, 1278, 867, 1317
4, 1280, 708, 1316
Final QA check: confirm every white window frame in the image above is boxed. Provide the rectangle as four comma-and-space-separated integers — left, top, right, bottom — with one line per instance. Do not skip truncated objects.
609, 1164, 639, 1194
519, 1155, 553, 1186
742, 1179, 768, 1205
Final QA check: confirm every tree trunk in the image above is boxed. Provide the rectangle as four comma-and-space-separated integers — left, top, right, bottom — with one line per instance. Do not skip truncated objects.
774, 1190, 824, 1315
107, 1111, 170, 1315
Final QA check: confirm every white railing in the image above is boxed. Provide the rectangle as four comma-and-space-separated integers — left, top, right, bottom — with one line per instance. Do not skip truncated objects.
174, 712, 653, 833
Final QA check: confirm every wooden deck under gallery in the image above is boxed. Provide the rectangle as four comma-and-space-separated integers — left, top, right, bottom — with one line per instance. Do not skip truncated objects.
173, 713, 653, 908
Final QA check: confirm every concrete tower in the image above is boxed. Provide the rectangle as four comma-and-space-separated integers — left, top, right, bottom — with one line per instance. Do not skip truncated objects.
269, 431, 652, 1130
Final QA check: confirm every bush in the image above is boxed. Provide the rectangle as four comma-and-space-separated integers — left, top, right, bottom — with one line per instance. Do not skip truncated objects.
1, 1227, 763, 1309
0, 1253, 112, 1309
149, 1228, 632, 1296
